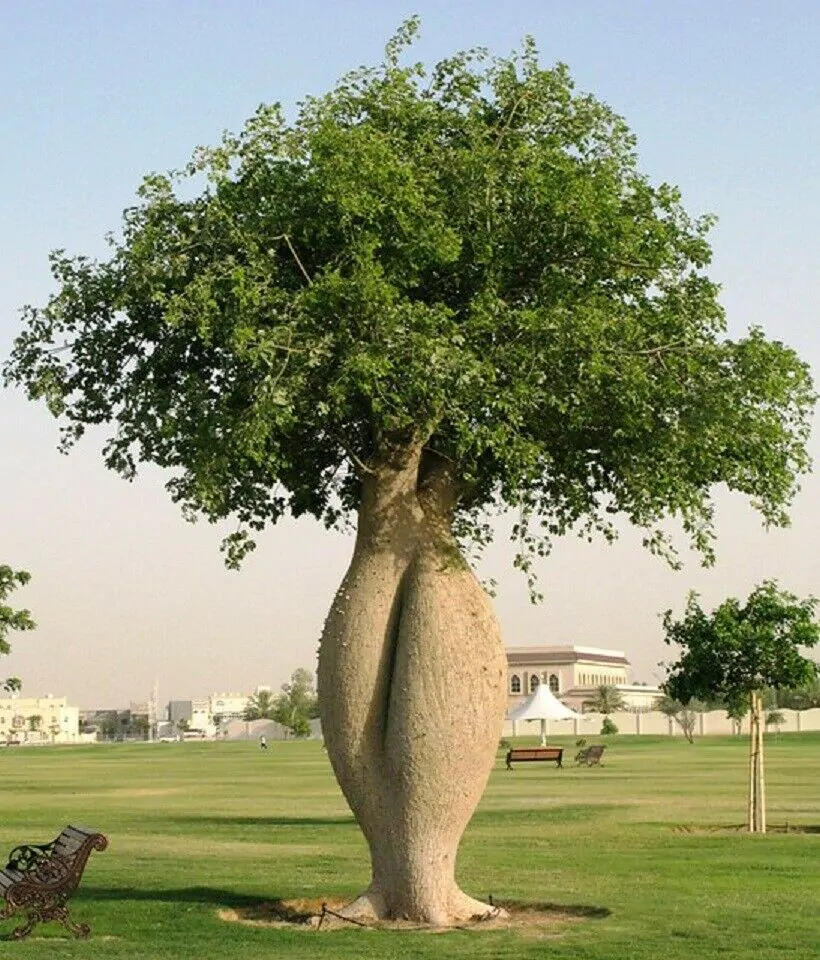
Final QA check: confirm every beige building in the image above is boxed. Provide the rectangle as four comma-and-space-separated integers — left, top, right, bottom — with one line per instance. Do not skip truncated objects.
506, 645, 660, 711
0, 695, 80, 744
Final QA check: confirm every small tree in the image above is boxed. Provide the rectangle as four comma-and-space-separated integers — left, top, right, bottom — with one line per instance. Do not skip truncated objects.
765, 710, 785, 738
132, 716, 151, 740
28, 714, 42, 733
654, 693, 704, 743
583, 685, 626, 715
663, 582, 820, 833
243, 688, 277, 721
274, 668, 319, 736
99, 715, 119, 741
212, 713, 224, 738
1, 565, 35, 693
600, 716, 618, 736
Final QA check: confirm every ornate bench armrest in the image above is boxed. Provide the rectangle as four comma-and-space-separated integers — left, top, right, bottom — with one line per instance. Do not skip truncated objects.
6, 841, 56, 873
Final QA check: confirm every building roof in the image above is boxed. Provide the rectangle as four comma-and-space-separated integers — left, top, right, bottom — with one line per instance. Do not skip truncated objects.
505, 645, 630, 667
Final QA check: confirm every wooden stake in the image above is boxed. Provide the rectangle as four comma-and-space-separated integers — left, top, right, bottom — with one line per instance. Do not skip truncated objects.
747, 691, 756, 833
757, 692, 767, 834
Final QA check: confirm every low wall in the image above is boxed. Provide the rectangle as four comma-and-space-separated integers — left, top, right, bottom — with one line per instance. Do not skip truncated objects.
502, 707, 820, 738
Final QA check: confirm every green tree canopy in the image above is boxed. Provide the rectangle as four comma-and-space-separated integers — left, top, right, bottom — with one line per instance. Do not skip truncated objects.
774, 677, 820, 710
663, 581, 820, 831
243, 688, 277, 721
582, 684, 626, 714
4, 19, 813, 577
663, 581, 820, 713
274, 668, 319, 735
0, 565, 35, 694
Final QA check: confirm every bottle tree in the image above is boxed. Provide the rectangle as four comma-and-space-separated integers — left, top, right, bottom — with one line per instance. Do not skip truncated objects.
4, 21, 815, 923
663, 583, 819, 833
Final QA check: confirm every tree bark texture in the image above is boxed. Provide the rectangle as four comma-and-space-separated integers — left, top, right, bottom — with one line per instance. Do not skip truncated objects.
317, 445, 507, 925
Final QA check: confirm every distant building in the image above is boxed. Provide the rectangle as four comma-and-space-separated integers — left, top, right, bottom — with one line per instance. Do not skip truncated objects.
0, 695, 80, 744
208, 693, 250, 723
166, 698, 210, 731
506, 645, 660, 711
165, 693, 254, 737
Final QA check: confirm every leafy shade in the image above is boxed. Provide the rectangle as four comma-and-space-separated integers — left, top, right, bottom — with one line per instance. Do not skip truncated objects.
3, 18, 815, 575
0, 565, 35, 694
663, 582, 820, 713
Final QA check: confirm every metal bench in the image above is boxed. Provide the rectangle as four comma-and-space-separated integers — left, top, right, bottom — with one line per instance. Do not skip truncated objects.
576, 744, 606, 766
0, 824, 108, 940
505, 746, 564, 769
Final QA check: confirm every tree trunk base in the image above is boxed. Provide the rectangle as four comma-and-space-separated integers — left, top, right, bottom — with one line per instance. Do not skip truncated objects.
331, 885, 507, 927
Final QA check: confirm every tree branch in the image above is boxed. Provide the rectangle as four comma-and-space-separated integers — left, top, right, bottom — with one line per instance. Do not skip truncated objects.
273, 234, 313, 285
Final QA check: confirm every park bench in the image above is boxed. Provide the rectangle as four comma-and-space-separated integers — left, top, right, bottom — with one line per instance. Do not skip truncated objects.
0, 824, 108, 940
576, 744, 606, 766
505, 746, 564, 769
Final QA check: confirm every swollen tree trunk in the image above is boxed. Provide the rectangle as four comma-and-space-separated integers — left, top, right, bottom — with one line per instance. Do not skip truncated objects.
317, 445, 507, 925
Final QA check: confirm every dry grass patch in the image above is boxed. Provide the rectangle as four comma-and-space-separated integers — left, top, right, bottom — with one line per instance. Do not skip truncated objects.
218, 897, 610, 934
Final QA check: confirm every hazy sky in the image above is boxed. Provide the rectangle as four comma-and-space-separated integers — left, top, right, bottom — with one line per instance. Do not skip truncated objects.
2, 1, 819, 708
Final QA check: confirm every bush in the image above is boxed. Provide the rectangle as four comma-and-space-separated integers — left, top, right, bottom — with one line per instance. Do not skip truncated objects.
601, 717, 618, 735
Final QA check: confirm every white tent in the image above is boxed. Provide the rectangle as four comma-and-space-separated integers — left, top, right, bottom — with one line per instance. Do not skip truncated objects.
507, 683, 586, 745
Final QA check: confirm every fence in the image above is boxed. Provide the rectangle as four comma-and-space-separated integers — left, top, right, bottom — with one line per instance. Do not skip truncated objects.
502, 707, 820, 738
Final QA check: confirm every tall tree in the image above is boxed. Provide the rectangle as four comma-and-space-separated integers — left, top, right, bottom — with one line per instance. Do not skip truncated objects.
3, 21, 815, 923
0, 565, 35, 694
663, 582, 820, 833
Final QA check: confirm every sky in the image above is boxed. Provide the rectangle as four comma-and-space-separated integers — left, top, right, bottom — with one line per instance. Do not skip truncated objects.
2, 1, 819, 709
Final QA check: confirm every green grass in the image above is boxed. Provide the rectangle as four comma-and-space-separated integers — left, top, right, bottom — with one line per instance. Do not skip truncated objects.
0, 733, 818, 958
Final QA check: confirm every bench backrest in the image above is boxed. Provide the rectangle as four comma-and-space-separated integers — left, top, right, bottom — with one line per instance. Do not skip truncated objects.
52, 826, 104, 862
4, 825, 107, 899
509, 748, 562, 760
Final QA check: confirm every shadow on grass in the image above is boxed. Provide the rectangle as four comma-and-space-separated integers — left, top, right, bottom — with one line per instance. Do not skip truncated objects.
500, 900, 611, 919
79, 886, 612, 922
81, 885, 271, 908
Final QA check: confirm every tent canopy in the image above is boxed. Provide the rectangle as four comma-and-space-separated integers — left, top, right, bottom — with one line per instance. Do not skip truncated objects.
507, 682, 583, 722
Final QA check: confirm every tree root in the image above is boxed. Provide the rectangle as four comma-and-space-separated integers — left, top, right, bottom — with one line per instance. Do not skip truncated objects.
316, 886, 508, 928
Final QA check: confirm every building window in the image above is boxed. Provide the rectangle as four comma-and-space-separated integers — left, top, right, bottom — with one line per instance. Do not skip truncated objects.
529, 674, 540, 692
549, 674, 560, 693
510, 674, 521, 694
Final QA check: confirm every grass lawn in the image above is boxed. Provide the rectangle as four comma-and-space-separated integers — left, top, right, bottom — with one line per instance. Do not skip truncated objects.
0, 732, 818, 959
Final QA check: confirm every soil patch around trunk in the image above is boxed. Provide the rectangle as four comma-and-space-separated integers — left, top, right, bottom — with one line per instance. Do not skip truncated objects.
217, 897, 610, 934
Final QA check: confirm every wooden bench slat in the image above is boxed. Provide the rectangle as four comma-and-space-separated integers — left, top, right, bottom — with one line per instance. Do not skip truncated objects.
0, 869, 24, 890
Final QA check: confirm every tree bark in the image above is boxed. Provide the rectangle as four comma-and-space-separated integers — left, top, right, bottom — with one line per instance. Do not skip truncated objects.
317, 445, 507, 925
